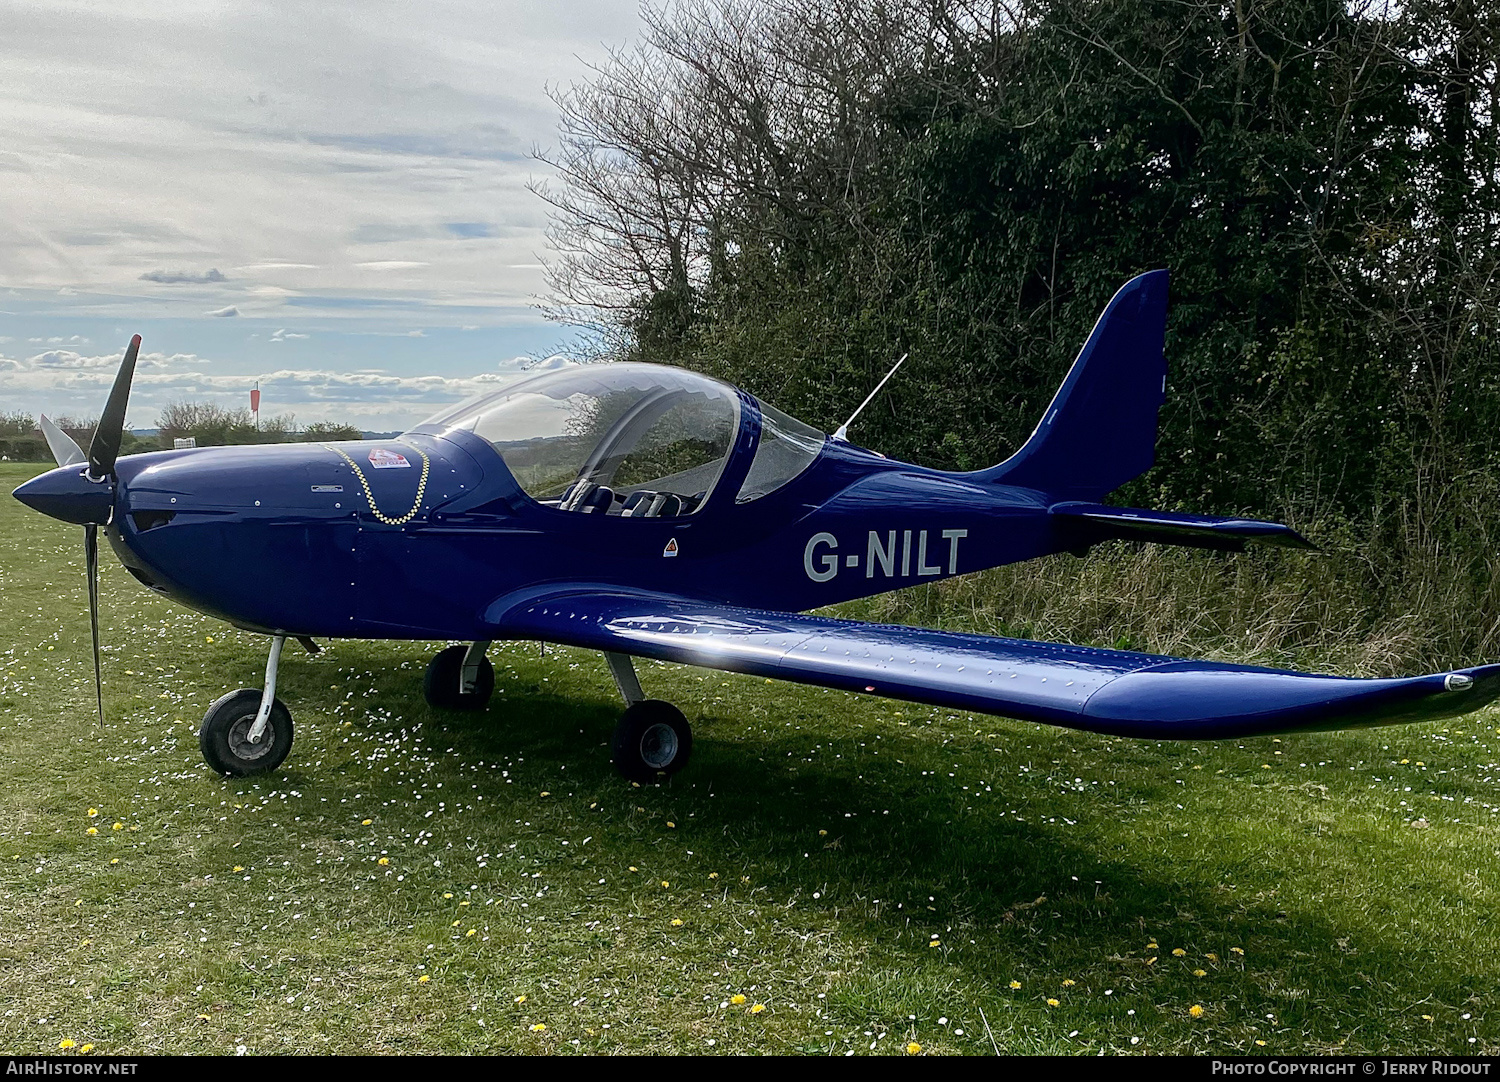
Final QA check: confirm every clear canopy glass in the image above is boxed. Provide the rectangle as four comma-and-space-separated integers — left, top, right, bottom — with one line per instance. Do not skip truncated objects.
418, 363, 743, 516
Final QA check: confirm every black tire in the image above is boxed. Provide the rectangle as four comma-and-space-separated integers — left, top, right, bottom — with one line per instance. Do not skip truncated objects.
612, 700, 692, 783
423, 644, 495, 710
199, 688, 294, 777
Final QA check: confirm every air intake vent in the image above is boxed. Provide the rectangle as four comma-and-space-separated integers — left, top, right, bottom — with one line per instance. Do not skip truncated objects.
131, 510, 176, 531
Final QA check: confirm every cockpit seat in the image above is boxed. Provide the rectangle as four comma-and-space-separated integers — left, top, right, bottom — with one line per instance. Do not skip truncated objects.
646, 493, 682, 517
620, 491, 653, 517
560, 480, 615, 514
618, 490, 684, 517
579, 485, 614, 513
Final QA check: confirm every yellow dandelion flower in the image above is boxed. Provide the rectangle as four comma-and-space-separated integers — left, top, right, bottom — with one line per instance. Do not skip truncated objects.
466, 929, 476, 937
443, 892, 453, 898
1193, 969, 1207, 977
730, 994, 746, 1005
1146, 956, 1157, 965
928, 939, 940, 948
459, 900, 470, 907
1189, 1005, 1205, 1018
58, 1039, 76, 1050
86, 827, 97, 836
111, 822, 122, 831
530, 1023, 546, 1032
1147, 941, 1158, 949
515, 995, 526, 1004
1205, 952, 1219, 962
378, 857, 390, 866
417, 975, 430, 984
666, 821, 676, 828
818, 830, 827, 836
1008, 980, 1021, 990
1400, 759, 1409, 764
671, 918, 684, 927
362, 819, 372, 826
79, 1045, 93, 1054
1255, 1040, 1266, 1047
750, 1003, 766, 1014
1422, 1014, 1434, 1022
206, 636, 213, 643
906, 1042, 922, 1055
661, 880, 670, 888
109, 859, 118, 866
629, 866, 638, 872
452, 920, 461, 927
197, 1014, 211, 1021
1061, 979, 1075, 987
87, 809, 98, 818
79, 939, 90, 947
540, 791, 550, 797
1230, 947, 1244, 956
1046, 998, 1059, 1007
1172, 948, 1186, 957
233, 866, 243, 873
708, 872, 719, 879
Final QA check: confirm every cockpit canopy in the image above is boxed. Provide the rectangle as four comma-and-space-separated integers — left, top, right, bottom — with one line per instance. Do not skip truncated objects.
414, 363, 824, 516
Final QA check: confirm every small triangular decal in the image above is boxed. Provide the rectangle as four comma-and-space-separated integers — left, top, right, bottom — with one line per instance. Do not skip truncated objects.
663, 538, 679, 557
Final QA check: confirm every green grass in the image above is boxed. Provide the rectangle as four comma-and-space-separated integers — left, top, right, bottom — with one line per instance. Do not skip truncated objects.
1, 460, 1499, 1055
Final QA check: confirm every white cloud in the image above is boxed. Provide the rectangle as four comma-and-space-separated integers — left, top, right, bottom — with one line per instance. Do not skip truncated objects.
0, 346, 569, 428
143, 268, 228, 284
206, 305, 240, 317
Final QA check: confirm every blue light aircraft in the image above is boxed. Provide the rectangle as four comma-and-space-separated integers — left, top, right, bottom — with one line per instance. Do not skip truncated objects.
15, 270, 1500, 781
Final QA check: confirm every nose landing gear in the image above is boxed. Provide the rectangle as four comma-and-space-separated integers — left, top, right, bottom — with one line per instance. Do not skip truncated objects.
199, 634, 295, 776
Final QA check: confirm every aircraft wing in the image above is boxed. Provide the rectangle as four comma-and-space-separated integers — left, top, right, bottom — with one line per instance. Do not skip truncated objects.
487, 587, 1500, 739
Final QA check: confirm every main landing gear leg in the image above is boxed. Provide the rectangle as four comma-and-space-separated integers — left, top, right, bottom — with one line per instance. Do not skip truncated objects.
423, 641, 495, 710
199, 633, 295, 776
605, 651, 692, 784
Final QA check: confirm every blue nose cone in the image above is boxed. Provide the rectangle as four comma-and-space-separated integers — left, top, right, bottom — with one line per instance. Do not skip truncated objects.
13, 465, 115, 525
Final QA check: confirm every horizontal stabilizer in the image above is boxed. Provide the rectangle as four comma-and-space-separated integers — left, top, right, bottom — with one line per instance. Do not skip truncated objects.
488, 586, 1500, 740
1051, 502, 1316, 552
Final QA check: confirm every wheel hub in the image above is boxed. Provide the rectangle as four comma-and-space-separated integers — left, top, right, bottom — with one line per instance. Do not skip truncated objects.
228, 715, 275, 761
638, 722, 679, 769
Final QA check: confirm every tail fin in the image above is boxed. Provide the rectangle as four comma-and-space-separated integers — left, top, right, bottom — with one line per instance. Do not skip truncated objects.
978, 269, 1169, 499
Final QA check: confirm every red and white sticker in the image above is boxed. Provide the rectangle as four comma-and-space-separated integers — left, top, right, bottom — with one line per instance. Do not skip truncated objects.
368, 448, 410, 469
663, 538, 679, 558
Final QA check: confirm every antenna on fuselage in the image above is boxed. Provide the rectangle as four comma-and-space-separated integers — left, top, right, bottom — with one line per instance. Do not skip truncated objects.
832, 353, 909, 443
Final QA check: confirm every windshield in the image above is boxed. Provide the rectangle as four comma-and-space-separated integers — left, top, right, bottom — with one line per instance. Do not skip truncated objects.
735, 400, 825, 502
417, 363, 741, 516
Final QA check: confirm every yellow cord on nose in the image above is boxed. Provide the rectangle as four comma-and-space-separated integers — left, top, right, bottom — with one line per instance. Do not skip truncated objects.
323, 442, 431, 525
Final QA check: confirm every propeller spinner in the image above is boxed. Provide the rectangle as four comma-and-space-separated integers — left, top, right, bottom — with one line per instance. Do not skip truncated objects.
13, 334, 141, 725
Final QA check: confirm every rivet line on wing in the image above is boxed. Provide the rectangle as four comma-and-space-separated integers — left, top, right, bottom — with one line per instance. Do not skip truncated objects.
324, 442, 431, 525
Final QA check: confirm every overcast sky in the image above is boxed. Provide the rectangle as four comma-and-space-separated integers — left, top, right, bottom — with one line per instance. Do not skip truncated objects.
0, 0, 641, 431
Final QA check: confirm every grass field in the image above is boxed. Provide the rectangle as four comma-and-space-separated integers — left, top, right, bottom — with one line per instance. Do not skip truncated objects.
2, 461, 1499, 1056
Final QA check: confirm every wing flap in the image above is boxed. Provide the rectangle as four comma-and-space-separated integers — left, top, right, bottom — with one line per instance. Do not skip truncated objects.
488, 587, 1500, 739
